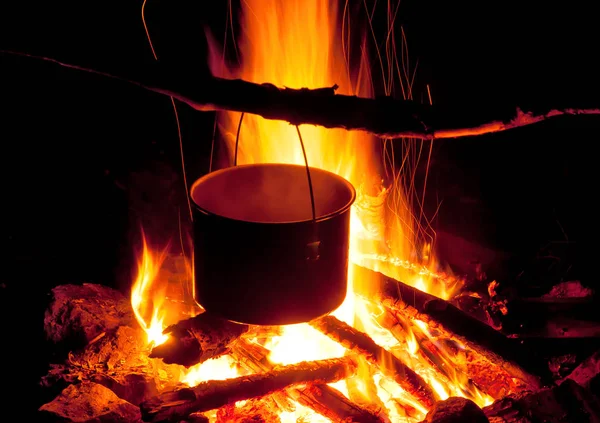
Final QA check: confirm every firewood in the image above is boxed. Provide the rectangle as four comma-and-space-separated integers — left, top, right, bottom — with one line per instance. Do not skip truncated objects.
385, 294, 547, 393
425, 299, 551, 388
2, 50, 599, 140
230, 338, 388, 422
289, 384, 387, 423
140, 356, 357, 422
374, 307, 516, 400
483, 379, 600, 423
353, 264, 552, 390
310, 314, 439, 408
149, 311, 248, 367
228, 339, 295, 412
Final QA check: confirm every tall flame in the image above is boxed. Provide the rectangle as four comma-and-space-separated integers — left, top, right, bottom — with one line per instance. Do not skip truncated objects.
207, 0, 457, 302
203, 0, 491, 416
208, 0, 381, 329
131, 0, 495, 420
209, 0, 376, 187
130, 233, 170, 347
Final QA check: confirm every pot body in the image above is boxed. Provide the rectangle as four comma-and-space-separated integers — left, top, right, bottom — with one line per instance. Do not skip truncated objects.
190, 163, 355, 325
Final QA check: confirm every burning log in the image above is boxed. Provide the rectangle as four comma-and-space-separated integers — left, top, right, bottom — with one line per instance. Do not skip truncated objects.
230, 338, 388, 422
228, 339, 294, 412
373, 307, 514, 399
344, 355, 390, 413
353, 265, 552, 390
424, 299, 551, 387
289, 384, 387, 423
2, 50, 599, 140
310, 314, 439, 408
149, 311, 249, 367
140, 356, 357, 422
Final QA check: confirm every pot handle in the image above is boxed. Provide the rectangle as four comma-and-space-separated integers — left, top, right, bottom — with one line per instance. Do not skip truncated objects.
234, 113, 320, 261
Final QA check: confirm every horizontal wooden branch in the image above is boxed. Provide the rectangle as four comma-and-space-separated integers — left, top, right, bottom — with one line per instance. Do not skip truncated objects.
230, 338, 388, 422
140, 355, 357, 422
3, 50, 599, 140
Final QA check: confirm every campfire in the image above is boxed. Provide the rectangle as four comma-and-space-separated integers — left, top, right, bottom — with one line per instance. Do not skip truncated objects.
35, 0, 599, 422
40, 241, 599, 423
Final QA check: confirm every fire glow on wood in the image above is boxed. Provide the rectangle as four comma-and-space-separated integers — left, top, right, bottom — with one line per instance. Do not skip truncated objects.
126, 0, 497, 420
36, 0, 600, 422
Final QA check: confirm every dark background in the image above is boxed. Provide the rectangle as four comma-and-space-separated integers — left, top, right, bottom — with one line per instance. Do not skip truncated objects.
1, 0, 597, 413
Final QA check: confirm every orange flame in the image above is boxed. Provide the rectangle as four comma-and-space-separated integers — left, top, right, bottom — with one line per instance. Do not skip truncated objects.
130, 233, 170, 347
201, 0, 489, 417
132, 0, 497, 419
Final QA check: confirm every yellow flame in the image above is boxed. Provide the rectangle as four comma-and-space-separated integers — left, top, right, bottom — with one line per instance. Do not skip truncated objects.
132, 0, 500, 419
130, 233, 170, 347
208, 0, 376, 189
201, 0, 488, 418
181, 355, 240, 387
356, 299, 495, 409
266, 324, 345, 365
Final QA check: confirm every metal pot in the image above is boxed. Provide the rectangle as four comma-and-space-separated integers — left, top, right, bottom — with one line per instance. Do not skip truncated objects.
189, 163, 355, 325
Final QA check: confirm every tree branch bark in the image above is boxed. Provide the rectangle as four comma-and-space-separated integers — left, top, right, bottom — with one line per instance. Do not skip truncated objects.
3, 50, 599, 140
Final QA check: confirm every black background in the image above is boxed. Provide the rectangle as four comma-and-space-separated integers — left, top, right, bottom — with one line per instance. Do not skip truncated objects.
1, 0, 598, 413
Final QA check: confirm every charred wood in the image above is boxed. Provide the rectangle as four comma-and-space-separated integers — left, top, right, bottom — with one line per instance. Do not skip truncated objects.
2, 50, 599, 140
140, 356, 357, 422
353, 265, 552, 390
425, 298, 551, 388
310, 314, 439, 408
150, 312, 249, 367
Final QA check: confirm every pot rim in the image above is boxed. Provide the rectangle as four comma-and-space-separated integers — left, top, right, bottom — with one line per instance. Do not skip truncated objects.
189, 163, 356, 225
